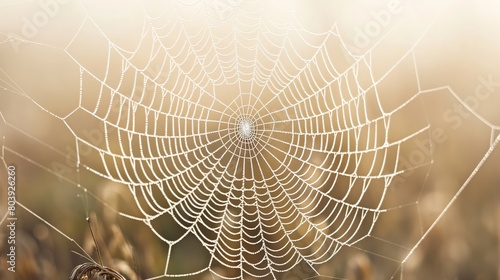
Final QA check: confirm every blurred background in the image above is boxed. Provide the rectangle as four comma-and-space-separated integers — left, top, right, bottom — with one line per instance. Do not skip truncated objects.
1, 0, 500, 279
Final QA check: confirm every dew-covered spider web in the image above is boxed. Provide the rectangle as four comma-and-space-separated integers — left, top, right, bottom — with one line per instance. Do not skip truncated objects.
1, 0, 500, 279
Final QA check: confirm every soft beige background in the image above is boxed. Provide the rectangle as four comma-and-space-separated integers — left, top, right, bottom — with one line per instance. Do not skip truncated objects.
1, 0, 499, 279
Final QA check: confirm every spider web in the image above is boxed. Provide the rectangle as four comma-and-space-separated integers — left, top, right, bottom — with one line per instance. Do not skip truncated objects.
1, 0, 500, 279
